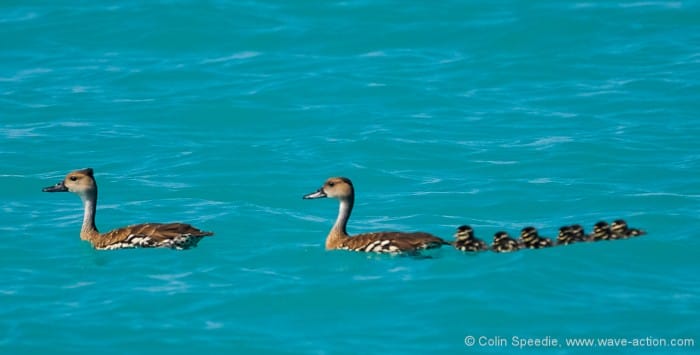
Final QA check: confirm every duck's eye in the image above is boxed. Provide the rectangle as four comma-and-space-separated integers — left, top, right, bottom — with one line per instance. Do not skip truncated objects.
328, 182, 335, 187
69, 176, 78, 181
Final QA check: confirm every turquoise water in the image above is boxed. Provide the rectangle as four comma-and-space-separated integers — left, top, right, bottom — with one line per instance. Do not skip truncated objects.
2, 1, 699, 353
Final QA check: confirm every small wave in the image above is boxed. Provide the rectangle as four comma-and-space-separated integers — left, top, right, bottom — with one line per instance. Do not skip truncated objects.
419, 177, 442, 185
522, 136, 573, 148
112, 98, 155, 103
240, 268, 300, 281
58, 121, 92, 127
549, 111, 578, 118
360, 51, 387, 57
474, 160, 518, 165
205, 321, 224, 330
200, 52, 261, 64
619, 1, 682, 8
62, 281, 95, 289
388, 267, 410, 273
573, 1, 681, 9
576, 90, 625, 97
0, 68, 52, 83
0, 127, 46, 139
0, 12, 38, 24
353, 275, 383, 281
148, 272, 193, 281
71, 86, 92, 93
410, 190, 480, 196
631, 192, 700, 199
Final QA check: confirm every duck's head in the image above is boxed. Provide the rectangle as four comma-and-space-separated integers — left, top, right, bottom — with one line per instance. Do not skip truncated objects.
42, 168, 97, 198
303, 177, 354, 200
455, 225, 474, 240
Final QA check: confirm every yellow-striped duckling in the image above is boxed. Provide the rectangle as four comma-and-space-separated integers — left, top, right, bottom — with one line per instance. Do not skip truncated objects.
519, 226, 554, 249
570, 224, 586, 242
611, 219, 646, 239
491, 231, 520, 253
589, 221, 612, 241
556, 224, 586, 245
453, 225, 488, 252
556, 226, 576, 246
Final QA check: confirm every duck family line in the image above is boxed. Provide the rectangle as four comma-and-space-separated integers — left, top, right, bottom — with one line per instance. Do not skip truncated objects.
43, 169, 645, 252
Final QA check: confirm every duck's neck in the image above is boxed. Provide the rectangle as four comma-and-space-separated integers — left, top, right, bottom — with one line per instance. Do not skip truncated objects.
79, 190, 99, 241
327, 196, 353, 249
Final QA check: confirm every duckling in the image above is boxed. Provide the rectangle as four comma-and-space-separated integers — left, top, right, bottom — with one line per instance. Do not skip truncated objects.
611, 219, 646, 238
588, 221, 612, 241
42, 168, 213, 250
491, 231, 520, 253
570, 224, 586, 242
452, 225, 488, 252
556, 226, 576, 246
519, 226, 554, 249
556, 224, 587, 246
303, 177, 448, 253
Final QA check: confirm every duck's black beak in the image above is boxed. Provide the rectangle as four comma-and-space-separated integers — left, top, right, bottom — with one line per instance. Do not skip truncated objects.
42, 181, 68, 192
303, 187, 326, 199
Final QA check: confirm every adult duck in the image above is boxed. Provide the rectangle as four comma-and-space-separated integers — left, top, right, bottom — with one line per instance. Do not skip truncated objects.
42, 168, 213, 250
303, 177, 447, 253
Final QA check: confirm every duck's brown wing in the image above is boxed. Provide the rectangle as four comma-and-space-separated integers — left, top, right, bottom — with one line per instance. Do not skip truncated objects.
341, 232, 447, 253
95, 223, 214, 250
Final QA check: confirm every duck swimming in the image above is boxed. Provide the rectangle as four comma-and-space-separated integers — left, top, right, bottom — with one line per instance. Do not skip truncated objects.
589, 221, 612, 241
42, 168, 213, 250
491, 231, 520, 253
570, 224, 586, 242
519, 226, 554, 249
452, 225, 488, 252
303, 177, 448, 253
611, 219, 646, 238
556, 226, 576, 246
556, 224, 586, 246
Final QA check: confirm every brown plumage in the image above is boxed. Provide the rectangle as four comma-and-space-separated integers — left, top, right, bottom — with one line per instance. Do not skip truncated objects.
303, 177, 447, 253
94, 223, 212, 250
338, 231, 446, 253
42, 168, 213, 250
